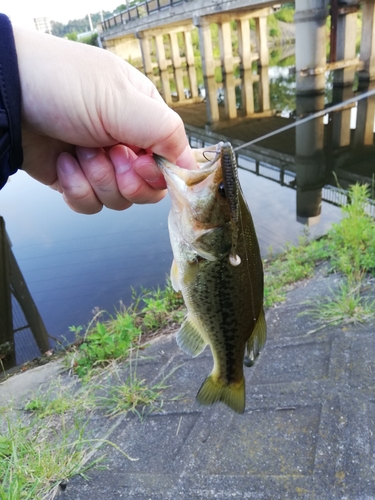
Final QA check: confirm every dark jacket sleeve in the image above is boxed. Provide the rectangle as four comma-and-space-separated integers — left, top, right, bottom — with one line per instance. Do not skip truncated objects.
0, 14, 23, 189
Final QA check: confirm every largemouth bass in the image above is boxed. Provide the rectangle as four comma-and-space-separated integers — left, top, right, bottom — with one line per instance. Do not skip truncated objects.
154, 142, 266, 414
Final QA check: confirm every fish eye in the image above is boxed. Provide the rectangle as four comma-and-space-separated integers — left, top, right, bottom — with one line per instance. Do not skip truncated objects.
218, 182, 226, 198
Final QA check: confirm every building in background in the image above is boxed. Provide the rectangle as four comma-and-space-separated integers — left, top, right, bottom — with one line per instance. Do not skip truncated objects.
34, 17, 52, 34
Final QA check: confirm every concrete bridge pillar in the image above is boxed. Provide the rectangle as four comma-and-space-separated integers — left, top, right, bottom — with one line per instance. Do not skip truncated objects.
195, 18, 216, 78
237, 18, 252, 71
295, 95, 326, 225
242, 68, 255, 115
159, 70, 172, 105
223, 73, 237, 119
184, 30, 199, 98
155, 34, 168, 71
184, 30, 195, 67
359, 0, 375, 81
205, 76, 220, 123
333, 8, 358, 87
258, 67, 270, 112
137, 34, 154, 75
353, 81, 375, 145
218, 21, 234, 74
294, 0, 327, 94
169, 32, 182, 69
331, 87, 354, 147
255, 15, 269, 67
174, 67, 186, 101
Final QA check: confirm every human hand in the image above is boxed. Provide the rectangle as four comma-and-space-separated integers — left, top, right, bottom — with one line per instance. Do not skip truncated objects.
13, 27, 194, 214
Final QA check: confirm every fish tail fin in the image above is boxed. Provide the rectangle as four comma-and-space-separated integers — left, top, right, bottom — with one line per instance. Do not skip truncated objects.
196, 375, 245, 414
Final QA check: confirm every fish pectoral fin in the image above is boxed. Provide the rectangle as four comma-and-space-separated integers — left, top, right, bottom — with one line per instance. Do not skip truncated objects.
170, 259, 180, 292
244, 307, 267, 367
176, 317, 207, 357
196, 375, 245, 414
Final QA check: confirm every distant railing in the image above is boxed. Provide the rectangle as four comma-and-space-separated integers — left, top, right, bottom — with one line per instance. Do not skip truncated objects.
101, 0, 188, 31
187, 134, 375, 216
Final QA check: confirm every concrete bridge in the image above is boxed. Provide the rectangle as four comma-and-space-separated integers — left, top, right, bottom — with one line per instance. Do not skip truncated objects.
97, 0, 375, 225
98, 0, 375, 99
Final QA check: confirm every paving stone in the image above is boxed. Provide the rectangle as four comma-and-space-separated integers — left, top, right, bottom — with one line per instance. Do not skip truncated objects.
4, 270, 373, 499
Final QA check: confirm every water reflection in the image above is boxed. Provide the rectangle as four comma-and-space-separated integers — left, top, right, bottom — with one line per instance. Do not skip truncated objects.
0, 217, 49, 369
1, 173, 173, 354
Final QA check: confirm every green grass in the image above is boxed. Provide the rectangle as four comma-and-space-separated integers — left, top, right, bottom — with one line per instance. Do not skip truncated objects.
307, 281, 375, 326
95, 368, 181, 420
67, 280, 185, 380
264, 233, 329, 307
0, 411, 103, 500
0, 280, 185, 499
265, 183, 375, 325
274, 5, 295, 24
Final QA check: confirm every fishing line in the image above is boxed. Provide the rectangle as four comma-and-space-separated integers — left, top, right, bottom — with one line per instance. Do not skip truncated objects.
233, 87, 375, 152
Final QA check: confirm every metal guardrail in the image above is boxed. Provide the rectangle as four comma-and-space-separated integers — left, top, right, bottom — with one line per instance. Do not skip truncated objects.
187, 134, 375, 216
101, 0, 188, 31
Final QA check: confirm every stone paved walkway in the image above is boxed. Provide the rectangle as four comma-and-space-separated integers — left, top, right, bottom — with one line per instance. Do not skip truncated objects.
1, 270, 374, 499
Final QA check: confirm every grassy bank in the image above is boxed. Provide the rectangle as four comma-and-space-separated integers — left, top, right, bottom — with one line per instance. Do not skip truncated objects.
1, 184, 374, 499
264, 183, 375, 323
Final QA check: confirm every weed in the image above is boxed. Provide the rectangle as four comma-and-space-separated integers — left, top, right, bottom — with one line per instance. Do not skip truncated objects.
141, 281, 185, 331
68, 280, 185, 380
264, 184, 375, 327
97, 376, 169, 419
326, 183, 375, 281
0, 413, 103, 500
69, 310, 141, 379
264, 235, 328, 307
306, 281, 375, 326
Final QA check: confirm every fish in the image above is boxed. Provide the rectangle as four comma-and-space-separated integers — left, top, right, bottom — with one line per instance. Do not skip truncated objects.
154, 142, 266, 414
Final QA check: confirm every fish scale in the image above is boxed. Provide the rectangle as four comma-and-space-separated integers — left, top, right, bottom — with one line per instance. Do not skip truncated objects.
154, 142, 267, 414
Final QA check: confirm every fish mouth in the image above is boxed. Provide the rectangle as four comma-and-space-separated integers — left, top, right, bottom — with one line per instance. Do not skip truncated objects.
154, 143, 222, 187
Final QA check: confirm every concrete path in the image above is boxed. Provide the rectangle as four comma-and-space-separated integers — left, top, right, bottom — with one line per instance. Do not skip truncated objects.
1, 270, 374, 499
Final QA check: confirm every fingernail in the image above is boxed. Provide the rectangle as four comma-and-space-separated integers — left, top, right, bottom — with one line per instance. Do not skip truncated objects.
141, 163, 161, 182
58, 155, 76, 175
76, 146, 100, 160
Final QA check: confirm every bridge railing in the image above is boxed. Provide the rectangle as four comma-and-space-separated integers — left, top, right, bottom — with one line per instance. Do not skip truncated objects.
101, 0, 188, 31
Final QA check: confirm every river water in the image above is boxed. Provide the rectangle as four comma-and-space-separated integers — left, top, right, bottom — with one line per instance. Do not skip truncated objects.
1, 49, 374, 365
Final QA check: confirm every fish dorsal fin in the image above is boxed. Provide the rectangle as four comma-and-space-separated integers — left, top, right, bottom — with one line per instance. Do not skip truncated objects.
170, 259, 180, 292
244, 307, 267, 367
196, 374, 245, 414
177, 316, 207, 357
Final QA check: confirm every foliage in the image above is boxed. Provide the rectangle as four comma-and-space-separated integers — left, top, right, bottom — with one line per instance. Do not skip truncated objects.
264, 234, 328, 307
269, 73, 296, 112
307, 281, 375, 326
267, 15, 281, 38
69, 311, 141, 379
141, 282, 185, 330
96, 374, 174, 419
0, 414, 102, 499
68, 280, 185, 380
80, 33, 99, 46
326, 183, 375, 282
25, 396, 72, 418
265, 183, 375, 325
115, 1, 138, 12
274, 5, 295, 24
51, 10, 112, 38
